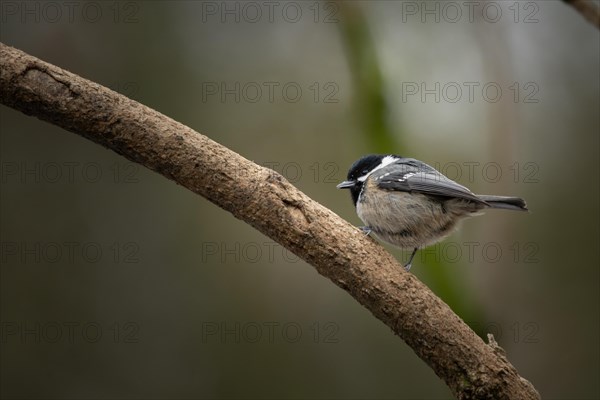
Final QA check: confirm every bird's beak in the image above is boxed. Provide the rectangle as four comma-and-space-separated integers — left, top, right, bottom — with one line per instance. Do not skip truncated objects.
336, 180, 356, 189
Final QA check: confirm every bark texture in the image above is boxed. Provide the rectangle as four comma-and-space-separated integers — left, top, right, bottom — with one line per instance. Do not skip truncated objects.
0, 42, 540, 400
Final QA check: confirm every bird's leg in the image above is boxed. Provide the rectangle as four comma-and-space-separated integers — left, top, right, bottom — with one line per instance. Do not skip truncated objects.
359, 226, 372, 236
404, 247, 418, 271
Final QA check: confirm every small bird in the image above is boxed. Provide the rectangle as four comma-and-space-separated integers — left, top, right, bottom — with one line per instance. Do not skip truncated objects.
337, 155, 528, 270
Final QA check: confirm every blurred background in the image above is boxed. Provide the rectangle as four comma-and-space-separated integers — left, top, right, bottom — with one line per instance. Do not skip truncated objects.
1, 1, 598, 399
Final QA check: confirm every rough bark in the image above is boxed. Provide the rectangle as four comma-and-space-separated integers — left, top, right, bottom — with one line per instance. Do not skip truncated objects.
0, 42, 540, 400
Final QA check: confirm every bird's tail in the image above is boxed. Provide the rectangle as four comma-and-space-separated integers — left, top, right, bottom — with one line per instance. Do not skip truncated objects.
477, 195, 528, 211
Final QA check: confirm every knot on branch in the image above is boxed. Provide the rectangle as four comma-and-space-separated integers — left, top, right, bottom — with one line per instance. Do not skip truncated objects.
265, 169, 311, 235
23, 68, 73, 99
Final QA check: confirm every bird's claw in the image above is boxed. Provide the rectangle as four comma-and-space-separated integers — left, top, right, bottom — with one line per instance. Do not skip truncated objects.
359, 226, 372, 236
404, 247, 418, 272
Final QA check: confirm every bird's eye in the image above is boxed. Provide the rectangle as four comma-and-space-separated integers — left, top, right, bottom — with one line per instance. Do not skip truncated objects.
362, 169, 369, 175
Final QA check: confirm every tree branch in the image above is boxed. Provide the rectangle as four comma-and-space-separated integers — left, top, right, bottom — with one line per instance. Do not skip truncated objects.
564, 0, 600, 29
0, 42, 540, 400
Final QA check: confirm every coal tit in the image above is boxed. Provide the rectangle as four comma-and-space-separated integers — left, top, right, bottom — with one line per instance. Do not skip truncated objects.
337, 155, 528, 270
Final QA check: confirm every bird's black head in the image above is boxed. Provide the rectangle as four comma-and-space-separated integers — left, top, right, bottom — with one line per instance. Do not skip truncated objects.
337, 154, 396, 206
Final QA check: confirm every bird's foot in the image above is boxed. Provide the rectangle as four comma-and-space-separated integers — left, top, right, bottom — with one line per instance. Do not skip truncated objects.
359, 226, 372, 236
404, 247, 418, 271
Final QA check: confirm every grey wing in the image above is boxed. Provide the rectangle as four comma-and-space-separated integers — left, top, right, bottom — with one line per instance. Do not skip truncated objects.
375, 163, 486, 204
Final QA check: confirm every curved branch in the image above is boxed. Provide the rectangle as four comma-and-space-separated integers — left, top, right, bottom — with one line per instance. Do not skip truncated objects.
0, 42, 540, 400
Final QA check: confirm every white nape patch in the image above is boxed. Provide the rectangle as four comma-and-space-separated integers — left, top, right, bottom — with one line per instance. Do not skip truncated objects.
357, 155, 399, 182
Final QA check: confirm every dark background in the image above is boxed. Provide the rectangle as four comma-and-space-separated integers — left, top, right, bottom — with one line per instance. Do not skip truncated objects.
1, 1, 598, 399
